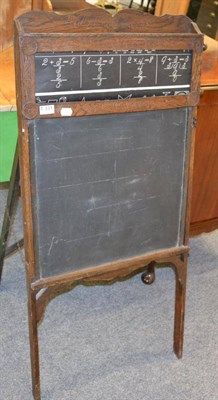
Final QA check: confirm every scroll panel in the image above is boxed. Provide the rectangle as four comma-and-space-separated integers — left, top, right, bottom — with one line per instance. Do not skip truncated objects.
35, 50, 192, 104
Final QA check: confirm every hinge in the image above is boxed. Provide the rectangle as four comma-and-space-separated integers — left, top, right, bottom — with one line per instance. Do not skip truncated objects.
192, 117, 197, 128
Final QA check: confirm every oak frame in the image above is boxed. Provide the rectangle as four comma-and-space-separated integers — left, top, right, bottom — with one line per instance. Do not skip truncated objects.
13, 8, 203, 400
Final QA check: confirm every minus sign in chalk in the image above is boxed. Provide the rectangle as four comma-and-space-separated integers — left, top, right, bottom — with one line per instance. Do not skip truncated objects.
63, 61, 69, 63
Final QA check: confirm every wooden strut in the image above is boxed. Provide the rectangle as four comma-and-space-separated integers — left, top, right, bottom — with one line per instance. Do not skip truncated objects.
28, 289, 41, 400
27, 251, 188, 400
0, 142, 24, 283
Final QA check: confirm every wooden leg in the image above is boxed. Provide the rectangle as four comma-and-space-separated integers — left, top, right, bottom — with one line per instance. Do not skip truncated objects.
173, 255, 188, 359
28, 289, 41, 400
0, 142, 20, 282
141, 254, 188, 358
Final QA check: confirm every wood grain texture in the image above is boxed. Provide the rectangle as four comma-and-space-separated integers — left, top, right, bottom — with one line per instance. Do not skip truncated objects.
0, 47, 16, 106
24, 93, 199, 120
31, 246, 190, 290
35, 251, 189, 326
201, 36, 218, 87
0, 0, 31, 51
172, 254, 188, 359
31, 34, 202, 53
14, 33, 36, 282
16, 8, 194, 33
190, 217, 218, 236
14, 30, 41, 399
155, 0, 190, 17
191, 90, 218, 224
183, 108, 197, 246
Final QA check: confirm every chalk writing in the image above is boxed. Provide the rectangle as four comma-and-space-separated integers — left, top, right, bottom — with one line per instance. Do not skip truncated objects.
160, 54, 190, 83
35, 50, 192, 103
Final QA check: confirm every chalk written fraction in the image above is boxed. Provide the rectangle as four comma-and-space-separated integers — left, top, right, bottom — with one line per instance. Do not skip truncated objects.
35, 50, 192, 103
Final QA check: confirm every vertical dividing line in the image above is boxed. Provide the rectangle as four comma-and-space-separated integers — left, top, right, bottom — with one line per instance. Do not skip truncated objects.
119, 54, 122, 86
80, 55, 82, 88
155, 54, 158, 85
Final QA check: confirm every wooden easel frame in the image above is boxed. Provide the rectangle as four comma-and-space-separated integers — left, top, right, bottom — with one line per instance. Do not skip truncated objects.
0, 8, 203, 400
0, 143, 24, 281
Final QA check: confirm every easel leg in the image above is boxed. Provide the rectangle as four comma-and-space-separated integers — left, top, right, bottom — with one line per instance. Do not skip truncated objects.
28, 289, 41, 400
0, 142, 20, 282
141, 254, 188, 358
173, 255, 188, 359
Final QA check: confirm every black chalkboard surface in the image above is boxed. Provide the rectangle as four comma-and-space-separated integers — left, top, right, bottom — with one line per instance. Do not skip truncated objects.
29, 108, 190, 279
35, 50, 192, 103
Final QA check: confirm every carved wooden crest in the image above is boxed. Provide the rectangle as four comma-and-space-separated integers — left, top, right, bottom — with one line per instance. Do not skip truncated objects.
16, 8, 194, 34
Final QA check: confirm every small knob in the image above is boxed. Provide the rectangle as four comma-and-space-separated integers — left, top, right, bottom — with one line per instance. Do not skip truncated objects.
206, 23, 212, 28
203, 43, 208, 51
210, 12, 216, 17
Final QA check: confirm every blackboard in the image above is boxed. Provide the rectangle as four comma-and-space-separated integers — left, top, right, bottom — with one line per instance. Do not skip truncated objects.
11, 10, 203, 397
29, 108, 190, 279
35, 50, 192, 103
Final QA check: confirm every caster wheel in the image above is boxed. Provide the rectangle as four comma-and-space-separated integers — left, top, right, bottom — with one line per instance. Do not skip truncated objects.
141, 262, 156, 285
